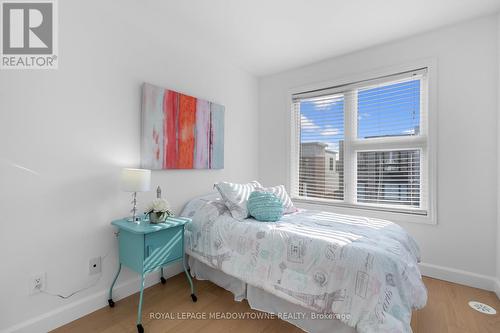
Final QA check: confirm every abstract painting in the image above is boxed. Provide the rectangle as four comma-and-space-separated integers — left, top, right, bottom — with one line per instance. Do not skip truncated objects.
141, 83, 224, 169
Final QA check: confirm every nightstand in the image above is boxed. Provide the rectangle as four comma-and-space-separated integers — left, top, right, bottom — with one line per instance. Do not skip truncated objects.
108, 216, 197, 333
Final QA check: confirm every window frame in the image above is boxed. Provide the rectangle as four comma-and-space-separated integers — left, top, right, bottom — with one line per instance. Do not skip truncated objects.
287, 60, 437, 224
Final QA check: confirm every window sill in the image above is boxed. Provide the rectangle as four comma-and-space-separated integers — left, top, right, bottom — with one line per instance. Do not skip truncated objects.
292, 198, 436, 225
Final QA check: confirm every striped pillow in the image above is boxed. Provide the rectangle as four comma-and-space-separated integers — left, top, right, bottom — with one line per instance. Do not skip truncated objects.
214, 181, 262, 220
254, 185, 297, 214
247, 191, 284, 222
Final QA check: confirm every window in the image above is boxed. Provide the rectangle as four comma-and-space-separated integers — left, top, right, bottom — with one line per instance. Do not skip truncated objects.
290, 68, 430, 215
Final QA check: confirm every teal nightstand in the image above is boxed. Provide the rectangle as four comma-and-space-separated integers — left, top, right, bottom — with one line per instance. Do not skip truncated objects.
108, 216, 196, 333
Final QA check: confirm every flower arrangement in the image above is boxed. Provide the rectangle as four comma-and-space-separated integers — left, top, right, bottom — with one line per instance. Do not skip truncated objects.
145, 198, 173, 223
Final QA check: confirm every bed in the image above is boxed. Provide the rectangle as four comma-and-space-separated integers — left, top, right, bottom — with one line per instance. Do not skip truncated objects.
180, 192, 427, 333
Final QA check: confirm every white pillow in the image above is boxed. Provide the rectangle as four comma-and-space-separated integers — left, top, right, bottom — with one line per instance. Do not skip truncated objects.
255, 185, 297, 214
214, 181, 261, 220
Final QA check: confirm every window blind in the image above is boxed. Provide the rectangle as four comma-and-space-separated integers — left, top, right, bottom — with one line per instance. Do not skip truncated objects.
291, 68, 429, 214
293, 94, 345, 201
357, 150, 421, 207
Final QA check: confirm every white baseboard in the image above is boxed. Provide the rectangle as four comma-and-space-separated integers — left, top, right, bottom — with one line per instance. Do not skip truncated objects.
495, 278, 500, 300
2, 263, 183, 333
419, 262, 497, 292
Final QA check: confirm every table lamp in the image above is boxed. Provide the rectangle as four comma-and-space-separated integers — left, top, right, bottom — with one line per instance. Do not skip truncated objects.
121, 168, 151, 223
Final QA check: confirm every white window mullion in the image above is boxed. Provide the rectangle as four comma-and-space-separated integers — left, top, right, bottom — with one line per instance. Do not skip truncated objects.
343, 90, 357, 204
351, 136, 427, 151
419, 73, 429, 211
290, 101, 300, 198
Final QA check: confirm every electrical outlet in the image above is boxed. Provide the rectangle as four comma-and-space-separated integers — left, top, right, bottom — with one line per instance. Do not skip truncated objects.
89, 256, 102, 275
29, 273, 46, 295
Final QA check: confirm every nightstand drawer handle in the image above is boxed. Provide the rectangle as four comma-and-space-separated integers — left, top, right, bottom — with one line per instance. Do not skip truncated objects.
146, 245, 151, 257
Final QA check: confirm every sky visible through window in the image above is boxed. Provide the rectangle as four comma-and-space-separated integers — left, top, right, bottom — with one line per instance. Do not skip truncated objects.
300, 80, 421, 153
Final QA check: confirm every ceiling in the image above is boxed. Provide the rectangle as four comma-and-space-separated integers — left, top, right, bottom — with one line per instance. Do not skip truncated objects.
145, 0, 500, 76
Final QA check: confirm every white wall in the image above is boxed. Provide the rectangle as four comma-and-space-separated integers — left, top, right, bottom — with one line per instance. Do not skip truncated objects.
259, 16, 499, 290
0, 0, 258, 331
497, 13, 500, 298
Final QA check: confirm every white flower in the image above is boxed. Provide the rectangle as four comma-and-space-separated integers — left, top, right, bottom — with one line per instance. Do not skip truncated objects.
146, 198, 171, 213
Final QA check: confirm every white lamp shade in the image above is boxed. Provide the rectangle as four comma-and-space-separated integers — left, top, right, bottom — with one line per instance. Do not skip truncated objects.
121, 168, 151, 192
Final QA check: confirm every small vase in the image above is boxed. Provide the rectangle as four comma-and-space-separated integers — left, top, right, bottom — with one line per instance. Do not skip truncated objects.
149, 212, 167, 224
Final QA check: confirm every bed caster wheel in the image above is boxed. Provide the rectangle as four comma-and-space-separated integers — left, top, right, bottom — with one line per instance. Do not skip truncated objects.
191, 293, 197, 302
160, 277, 166, 284
137, 324, 144, 333
108, 299, 115, 308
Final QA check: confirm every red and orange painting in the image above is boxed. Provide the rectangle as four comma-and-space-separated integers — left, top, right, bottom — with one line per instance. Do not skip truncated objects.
141, 83, 224, 169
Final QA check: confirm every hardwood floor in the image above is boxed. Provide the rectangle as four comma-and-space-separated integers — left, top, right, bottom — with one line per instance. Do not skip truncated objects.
410, 277, 500, 333
53, 274, 500, 333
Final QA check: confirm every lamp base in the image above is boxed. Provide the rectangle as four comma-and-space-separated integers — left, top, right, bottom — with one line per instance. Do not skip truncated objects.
127, 216, 141, 224
128, 192, 140, 224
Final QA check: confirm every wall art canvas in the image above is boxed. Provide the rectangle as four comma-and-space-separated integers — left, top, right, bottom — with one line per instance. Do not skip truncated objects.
141, 83, 225, 169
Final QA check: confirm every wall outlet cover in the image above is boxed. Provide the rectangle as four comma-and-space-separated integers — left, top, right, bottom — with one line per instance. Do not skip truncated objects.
89, 256, 102, 275
29, 273, 46, 295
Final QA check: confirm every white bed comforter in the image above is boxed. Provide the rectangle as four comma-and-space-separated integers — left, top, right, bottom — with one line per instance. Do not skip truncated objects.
181, 194, 427, 333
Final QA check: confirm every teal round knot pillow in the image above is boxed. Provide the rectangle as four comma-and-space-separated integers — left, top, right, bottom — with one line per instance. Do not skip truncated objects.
247, 191, 284, 222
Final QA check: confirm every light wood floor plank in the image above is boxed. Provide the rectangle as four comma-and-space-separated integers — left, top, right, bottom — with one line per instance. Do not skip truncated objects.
52, 274, 500, 333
